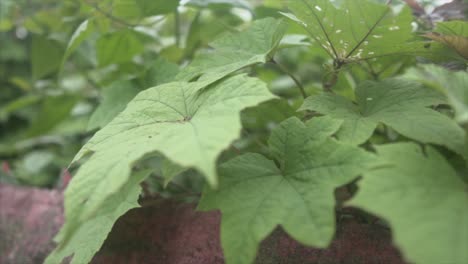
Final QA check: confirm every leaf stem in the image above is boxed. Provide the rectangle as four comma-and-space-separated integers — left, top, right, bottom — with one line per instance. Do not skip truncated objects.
323, 60, 344, 92
270, 58, 307, 99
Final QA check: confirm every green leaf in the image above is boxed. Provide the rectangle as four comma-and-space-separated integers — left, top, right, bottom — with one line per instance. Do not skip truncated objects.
113, 0, 180, 20
300, 79, 466, 154
88, 59, 180, 130
45, 170, 150, 264
87, 81, 140, 130
405, 65, 468, 124
186, 0, 252, 10
62, 19, 95, 67
59, 74, 275, 247
143, 58, 180, 88
286, 0, 421, 62
425, 21, 468, 60
31, 35, 64, 79
0, 95, 40, 121
349, 143, 468, 264
90, 59, 179, 130
199, 117, 374, 264
176, 17, 287, 83
26, 94, 79, 138
241, 99, 299, 131
96, 29, 144, 66
435, 21, 468, 37
161, 158, 188, 186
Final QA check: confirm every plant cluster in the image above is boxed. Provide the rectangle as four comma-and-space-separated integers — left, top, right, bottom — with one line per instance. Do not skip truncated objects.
1, 0, 467, 264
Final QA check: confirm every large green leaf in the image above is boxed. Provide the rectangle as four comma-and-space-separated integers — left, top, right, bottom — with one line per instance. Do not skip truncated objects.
199, 117, 375, 264
45, 170, 150, 264
300, 79, 465, 154
286, 0, 421, 62
405, 65, 468, 124
349, 143, 468, 264
59, 74, 275, 247
176, 17, 287, 82
96, 29, 144, 66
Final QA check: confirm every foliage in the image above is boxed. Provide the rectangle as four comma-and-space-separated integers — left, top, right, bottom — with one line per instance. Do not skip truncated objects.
0, 0, 467, 264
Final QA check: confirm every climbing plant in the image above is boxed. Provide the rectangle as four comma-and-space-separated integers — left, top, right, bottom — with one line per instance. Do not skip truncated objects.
1, 0, 466, 263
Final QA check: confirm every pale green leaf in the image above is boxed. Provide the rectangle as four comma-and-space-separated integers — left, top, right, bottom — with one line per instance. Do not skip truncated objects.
96, 29, 144, 66
287, 0, 422, 62
176, 17, 287, 83
45, 170, 150, 264
199, 117, 375, 264
62, 19, 94, 66
300, 79, 466, 154
59, 74, 275, 247
349, 143, 468, 264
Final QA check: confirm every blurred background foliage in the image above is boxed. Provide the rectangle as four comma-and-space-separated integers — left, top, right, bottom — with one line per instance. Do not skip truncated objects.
0, 0, 465, 190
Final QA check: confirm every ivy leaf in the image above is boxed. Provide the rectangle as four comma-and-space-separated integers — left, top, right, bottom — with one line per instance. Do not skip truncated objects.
300, 79, 466, 154
286, 0, 421, 62
176, 17, 287, 83
348, 143, 468, 264
59, 74, 275, 247
96, 29, 144, 66
45, 170, 150, 264
199, 117, 374, 264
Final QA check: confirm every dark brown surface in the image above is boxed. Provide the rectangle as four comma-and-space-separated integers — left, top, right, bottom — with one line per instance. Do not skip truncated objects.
0, 183, 406, 264
0, 184, 63, 264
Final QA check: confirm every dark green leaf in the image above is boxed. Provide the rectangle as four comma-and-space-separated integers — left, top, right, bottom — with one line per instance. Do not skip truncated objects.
31, 35, 64, 79
199, 117, 374, 264
96, 30, 144, 66
300, 79, 465, 154
349, 143, 468, 264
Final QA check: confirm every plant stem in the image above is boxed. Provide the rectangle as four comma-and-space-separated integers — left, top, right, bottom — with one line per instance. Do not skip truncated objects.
270, 58, 307, 99
323, 60, 344, 92
175, 8, 181, 47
